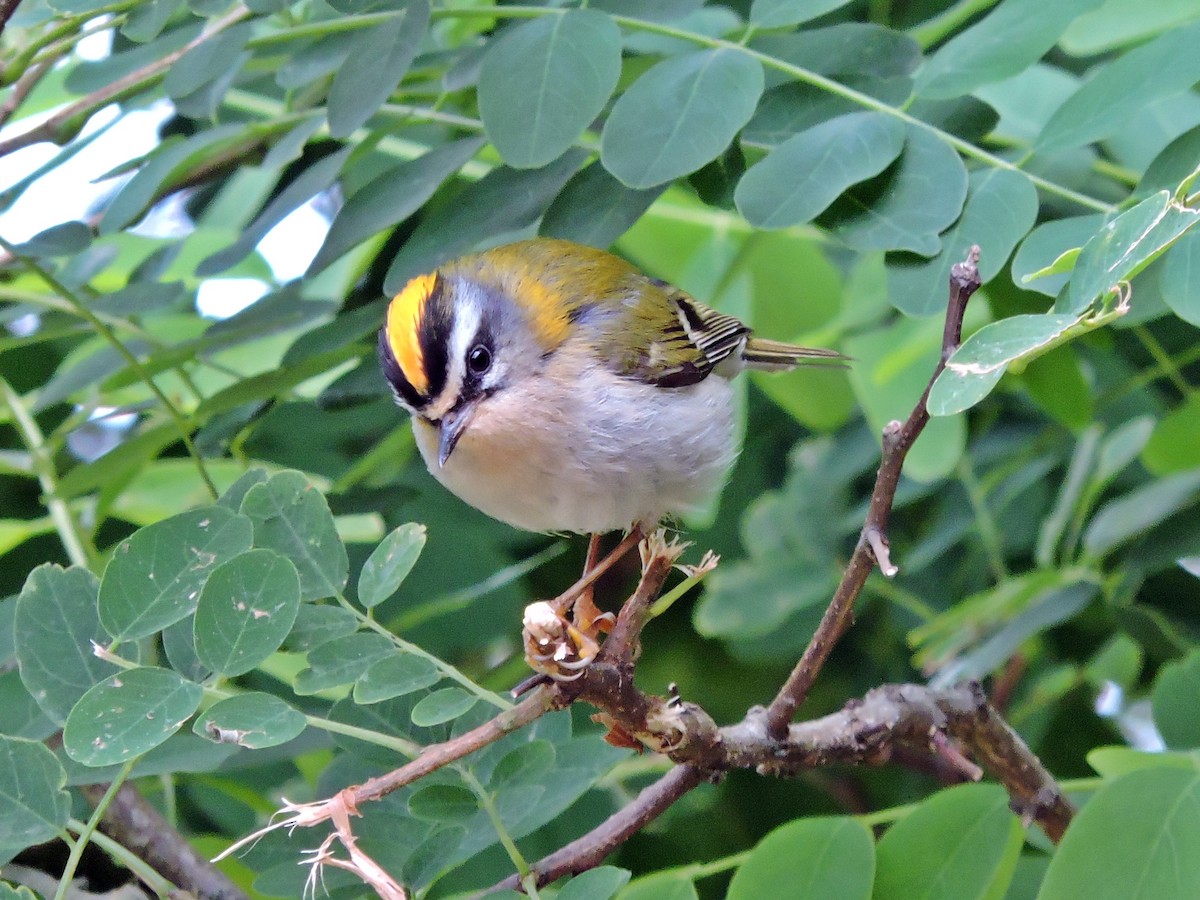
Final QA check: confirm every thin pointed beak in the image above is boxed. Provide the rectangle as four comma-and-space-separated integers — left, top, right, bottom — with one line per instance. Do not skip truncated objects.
437, 401, 475, 467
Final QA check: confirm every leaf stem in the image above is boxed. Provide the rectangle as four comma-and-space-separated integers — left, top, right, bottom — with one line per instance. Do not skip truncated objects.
339, 594, 512, 710
459, 766, 534, 881
65, 818, 178, 897
56, 762, 136, 900
0, 376, 94, 567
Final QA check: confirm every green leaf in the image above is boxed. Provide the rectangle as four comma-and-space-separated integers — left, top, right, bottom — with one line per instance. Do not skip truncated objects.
285, 603, 360, 652
601, 49, 764, 189
1158, 229, 1200, 326
327, 1, 431, 138
825, 124, 968, 255
915, 0, 1105, 100
735, 112, 905, 229
1152, 650, 1200, 750
888, 167, 1039, 316
1020, 347, 1094, 430
358, 523, 426, 608
0, 736, 70, 849
479, 10, 620, 169
1036, 20, 1200, 153
1038, 769, 1200, 900
558, 867, 632, 900
1062, 0, 1200, 55
407, 784, 478, 822
193, 549, 301, 677
1143, 394, 1200, 474
1083, 469, 1200, 558
540, 161, 665, 249
1012, 215, 1103, 297
308, 137, 484, 275
63, 667, 204, 767
15, 565, 119, 724
1138, 124, 1200, 198
1062, 191, 1200, 314
928, 314, 1083, 416
98, 125, 246, 233
98, 506, 254, 642
240, 471, 349, 602
410, 687, 477, 727
383, 151, 586, 294
353, 653, 440, 703
875, 783, 1022, 900
727, 817, 873, 900
163, 21, 251, 99
751, 25, 920, 83
489, 740, 556, 788
749, 0, 854, 27
197, 145, 353, 276
294, 633, 394, 695
619, 873, 700, 900
1086, 747, 1200, 779
193, 693, 306, 749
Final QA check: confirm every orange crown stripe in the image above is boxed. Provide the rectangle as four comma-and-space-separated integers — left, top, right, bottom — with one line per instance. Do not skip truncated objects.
387, 273, 437, 397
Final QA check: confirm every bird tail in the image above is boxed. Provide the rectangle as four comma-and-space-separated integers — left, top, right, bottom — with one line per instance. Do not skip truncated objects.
742, 337, 848, 372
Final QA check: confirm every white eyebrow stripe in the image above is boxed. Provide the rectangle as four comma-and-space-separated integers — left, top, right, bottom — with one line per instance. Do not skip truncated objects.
425, 281, 482, 421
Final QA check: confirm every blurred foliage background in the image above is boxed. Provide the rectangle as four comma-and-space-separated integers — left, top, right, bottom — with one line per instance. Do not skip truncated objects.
1, 0, 1200, 897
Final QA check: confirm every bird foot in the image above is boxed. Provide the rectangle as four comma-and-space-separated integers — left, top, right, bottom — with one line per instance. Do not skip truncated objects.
522, 601, 601, 681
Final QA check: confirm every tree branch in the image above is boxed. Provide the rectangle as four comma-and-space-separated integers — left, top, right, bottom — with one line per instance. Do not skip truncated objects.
80, 782, 248, 900
488, 765, 706, 895
764, 246, 982, 739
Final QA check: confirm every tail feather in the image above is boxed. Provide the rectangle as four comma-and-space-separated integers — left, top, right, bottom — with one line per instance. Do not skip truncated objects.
742, 337, 848, 372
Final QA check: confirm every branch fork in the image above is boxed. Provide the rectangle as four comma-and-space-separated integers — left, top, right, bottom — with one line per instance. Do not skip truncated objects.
228, 248, 1074, 898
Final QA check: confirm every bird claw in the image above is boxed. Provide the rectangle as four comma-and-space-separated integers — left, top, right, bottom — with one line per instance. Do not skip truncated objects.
522, 601, 601, 681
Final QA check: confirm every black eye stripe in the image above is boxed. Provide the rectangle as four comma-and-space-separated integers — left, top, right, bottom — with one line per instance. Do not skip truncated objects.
378, 328, 425, 410
417, 275, 452, 402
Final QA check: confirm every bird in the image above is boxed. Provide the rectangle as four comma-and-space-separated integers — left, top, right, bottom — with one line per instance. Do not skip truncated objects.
378, 237, 843, 658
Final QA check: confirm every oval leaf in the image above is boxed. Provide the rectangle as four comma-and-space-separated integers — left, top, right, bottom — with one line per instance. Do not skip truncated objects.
1157, 228, 1200, 327
64, 667, 204, 767
0, 736, 70, 848
916, 0, 1106, 100
1038, 768, 1200, 900
728, 816, 873, 900
602, 49, 764, 189
98, 506, 253, 642
874, 783, 1022, 900
193, 693, 306, 749
353, 652, 440, 703
407, 783, 478, 822
888, 167, 1039, 316
929, 313, 1083, 415
15, 565, 118, 724
1062, 191, 1200, 314
479, 10, 621, 169
358, 523, 426, 608
826, 123, 968, 255
735, 111, 905, 229
410, 687, 477, 727
240, 471, 348, 602
194, 549, 301, 676
750, 0, 854, 28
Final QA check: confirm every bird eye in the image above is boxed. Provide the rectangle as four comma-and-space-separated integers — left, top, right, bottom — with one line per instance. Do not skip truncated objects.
467, 344, 492, 375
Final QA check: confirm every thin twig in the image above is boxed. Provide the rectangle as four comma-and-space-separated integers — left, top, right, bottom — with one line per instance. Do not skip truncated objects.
0, 5, 250, 159
0, 0, 20, 38
345, 687, 554, 806
487, 765, 706, 895
0, 58, 51, 128
764, 246, 982, 740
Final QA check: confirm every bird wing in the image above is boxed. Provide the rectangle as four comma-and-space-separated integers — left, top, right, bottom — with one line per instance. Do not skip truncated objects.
594, 278, 751, 388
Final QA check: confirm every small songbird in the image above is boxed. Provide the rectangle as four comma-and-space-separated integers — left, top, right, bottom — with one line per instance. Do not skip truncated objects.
379, 237, 842, 541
